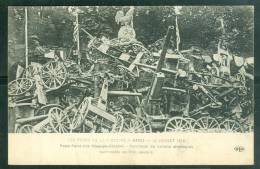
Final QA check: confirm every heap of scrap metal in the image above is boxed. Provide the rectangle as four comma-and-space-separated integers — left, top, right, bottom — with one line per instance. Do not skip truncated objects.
8, 26, 254, 133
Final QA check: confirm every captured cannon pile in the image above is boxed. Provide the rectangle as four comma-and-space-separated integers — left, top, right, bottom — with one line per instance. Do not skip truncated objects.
8, 27, 254, 133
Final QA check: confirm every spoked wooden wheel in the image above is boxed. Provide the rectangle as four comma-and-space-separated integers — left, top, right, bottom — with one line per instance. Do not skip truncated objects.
194, 116, 220, 132
8, 78, 34, 96
219, 119, 244, 132
122, 118, 146, 133
41, 61, 67, 90
17, 124, 33, 133
111, 112, 124, 133
164, 117, 191, 132
49, 107, 71, 133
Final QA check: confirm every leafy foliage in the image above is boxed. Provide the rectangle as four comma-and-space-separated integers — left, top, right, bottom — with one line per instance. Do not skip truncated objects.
8, 6, 254, 56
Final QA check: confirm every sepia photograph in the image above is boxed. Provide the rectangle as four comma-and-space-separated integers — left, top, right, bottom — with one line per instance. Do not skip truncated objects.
7, 6, 254, 165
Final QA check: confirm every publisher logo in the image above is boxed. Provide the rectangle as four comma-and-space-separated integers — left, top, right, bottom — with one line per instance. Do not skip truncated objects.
234, 146, 245, 152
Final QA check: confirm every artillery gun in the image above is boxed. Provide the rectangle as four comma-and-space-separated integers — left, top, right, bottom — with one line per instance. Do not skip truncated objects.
135, 26, 176, 131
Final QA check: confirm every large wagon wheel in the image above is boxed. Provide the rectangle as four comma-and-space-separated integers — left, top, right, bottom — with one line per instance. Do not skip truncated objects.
41, 61, 67, 90
8, 78, 34, 96
219, 119, 244, 132
17, 124, 34, 133
194, 116, 220, 132
122, 117, 146, 133
164, 117, 191, 132
49, 107, 71, 133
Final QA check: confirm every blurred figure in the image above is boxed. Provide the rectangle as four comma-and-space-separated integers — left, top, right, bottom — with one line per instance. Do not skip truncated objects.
115, 6, 136, 42
29, 35, 46, 64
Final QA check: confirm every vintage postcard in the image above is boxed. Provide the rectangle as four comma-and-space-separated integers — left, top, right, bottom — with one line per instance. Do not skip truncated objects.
8, 6, 254, 165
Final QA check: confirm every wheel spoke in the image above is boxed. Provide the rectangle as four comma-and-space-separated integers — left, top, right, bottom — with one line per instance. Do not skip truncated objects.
50, 63, 54, 71
209, 119, 214, 128
205, 118, 209, 128
179, 119, 184, 128
19, 79, 25, 87
174, 119, 180, 128
16, 87, 21, 94
124, 122, 130, 129
50, 78, 54, 88
56, 72, 66, 78
230, 123, 236, 130
58, 126, 62, 133
55, 78, 62, 86
211, 123, 218, 128
169, 121, 177, 128
53, 79, 57, 88
227, 121, 230, 130
55, 124, 59, 130
45, 65, 52, 72
61, 114, 69, 122
200, 120, 206, 129
60, 125, 65, 133
166, 126, 174, 131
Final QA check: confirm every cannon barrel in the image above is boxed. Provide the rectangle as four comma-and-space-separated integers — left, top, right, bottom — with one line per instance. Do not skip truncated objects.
144, 26, 175, 115
108, 91, 142, 96
148, 26, 175, 100
16, 115, 48, 124
156, 26, 175, 72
